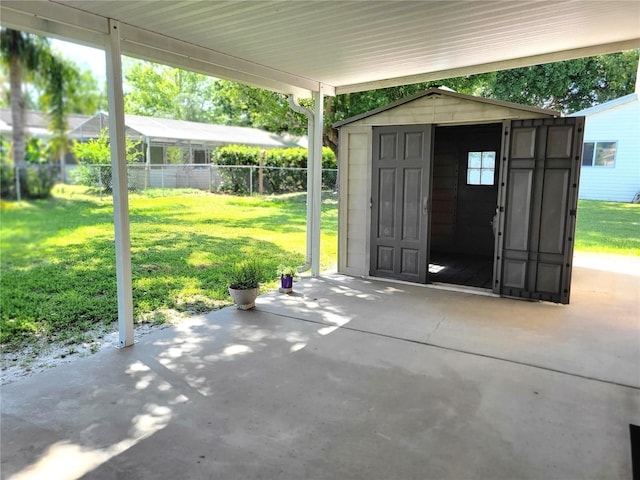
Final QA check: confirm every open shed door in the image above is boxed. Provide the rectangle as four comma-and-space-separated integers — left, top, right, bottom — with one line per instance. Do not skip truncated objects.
494, 117, 584, 304
370, 125, 433, 283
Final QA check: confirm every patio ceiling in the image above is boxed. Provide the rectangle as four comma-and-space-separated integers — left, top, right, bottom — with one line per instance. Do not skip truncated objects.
1, 1, 639, 97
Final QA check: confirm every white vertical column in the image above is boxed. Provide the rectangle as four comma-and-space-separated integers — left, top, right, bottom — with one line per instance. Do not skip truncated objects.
105, 20, 134, 348
145, 136, 151, 190
311, 85, 325, 277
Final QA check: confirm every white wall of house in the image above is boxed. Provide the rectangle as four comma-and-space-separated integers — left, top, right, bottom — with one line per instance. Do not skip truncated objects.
575, 95, 640, 202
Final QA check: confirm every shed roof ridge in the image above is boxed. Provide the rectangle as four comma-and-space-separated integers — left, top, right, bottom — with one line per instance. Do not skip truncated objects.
333, 87, 561, 128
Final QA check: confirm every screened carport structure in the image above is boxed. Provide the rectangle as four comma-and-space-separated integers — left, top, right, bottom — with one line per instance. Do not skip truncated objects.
2, 0, 638, 347
70, 112, 301, 189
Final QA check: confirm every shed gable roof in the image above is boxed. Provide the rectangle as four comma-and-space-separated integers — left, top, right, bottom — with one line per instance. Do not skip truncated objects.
333, 88, 560, 128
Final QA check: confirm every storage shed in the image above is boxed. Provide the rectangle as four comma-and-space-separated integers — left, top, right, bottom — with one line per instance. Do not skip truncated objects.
335, 88, 585, 304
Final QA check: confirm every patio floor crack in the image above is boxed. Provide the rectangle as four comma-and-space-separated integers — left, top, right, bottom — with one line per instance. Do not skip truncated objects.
259, 308, 640, 392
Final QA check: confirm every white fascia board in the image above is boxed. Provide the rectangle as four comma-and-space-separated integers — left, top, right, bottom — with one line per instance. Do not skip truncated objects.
336, 39, 640, 95
0, 2, 109, 49
119, 24, 334, 98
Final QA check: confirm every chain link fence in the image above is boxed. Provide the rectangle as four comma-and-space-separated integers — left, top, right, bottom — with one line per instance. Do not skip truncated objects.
67, 164, 338, 197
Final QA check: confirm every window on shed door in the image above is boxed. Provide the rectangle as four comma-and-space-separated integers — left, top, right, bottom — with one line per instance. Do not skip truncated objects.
467, 151, 496, 185
582, 142, 617, 167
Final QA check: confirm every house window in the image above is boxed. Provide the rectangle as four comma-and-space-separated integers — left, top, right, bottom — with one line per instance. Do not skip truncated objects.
582, 141, 616, 167
467, 151, 496, 185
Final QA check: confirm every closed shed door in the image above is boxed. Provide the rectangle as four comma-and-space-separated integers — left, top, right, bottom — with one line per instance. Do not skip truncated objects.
370, 125, 433, 283
495, 117, 584, 304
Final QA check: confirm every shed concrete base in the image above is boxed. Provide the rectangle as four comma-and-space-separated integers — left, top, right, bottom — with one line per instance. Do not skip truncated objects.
2, 256, 639, 479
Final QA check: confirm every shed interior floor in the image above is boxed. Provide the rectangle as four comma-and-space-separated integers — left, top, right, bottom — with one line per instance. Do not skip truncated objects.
429, 252, 493, 289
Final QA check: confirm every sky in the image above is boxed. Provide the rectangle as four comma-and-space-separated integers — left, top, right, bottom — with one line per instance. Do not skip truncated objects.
50, 39, 106, 83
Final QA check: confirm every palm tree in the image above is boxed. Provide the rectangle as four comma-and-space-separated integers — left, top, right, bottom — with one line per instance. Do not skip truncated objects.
0, 28, 78, 168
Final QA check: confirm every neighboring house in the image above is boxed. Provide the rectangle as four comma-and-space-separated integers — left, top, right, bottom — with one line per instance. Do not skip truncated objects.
570, 93, 640, 203
70, 112, 303, 165
0, 108, 90, 142
1, 108, 302, 164
1, 109, 304, 188
69, 112, 304, 190
334, 87, 584, 304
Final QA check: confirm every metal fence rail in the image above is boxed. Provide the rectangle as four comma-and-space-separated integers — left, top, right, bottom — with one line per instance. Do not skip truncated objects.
67, 164, 338, 197
1, 163, 338, 200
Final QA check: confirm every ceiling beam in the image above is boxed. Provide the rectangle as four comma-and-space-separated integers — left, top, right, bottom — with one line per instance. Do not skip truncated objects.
118, 24, 334, 98
337, 39, 640, 95
0, 1, 109, 49
0, 1, 335, 98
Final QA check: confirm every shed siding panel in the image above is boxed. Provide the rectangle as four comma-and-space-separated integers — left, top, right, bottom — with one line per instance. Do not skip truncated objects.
351, 96, 551, 126
339, 129, 371, 275
578, 100, 640, 202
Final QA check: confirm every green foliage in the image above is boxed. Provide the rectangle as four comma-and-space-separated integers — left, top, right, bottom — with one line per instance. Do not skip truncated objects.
0, 28, 84, 159
24, 136, 51, 164
228, 258, 266, 290
0, 164, 58, 200
213, 80, 308, 135
212, 145, 337, 194
488, 51, 639, 113
124, 59, 219, 123
37, 62, 106, 115
0, 137, 58, 199
276, 263, 298, 277
0, 186, 338, 350
0, 164, 15, 198
22, 164, 58, 199
70, 129, 143, 191
0, 137, 9, 162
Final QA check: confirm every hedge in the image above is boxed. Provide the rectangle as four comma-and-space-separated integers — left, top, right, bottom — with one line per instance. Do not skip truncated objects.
211, 145, 336, 194
0, 164, 59, 200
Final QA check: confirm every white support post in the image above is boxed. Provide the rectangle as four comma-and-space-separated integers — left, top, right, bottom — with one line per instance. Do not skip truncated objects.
105, 20, 134, 348
145, 136, 151, 190
311, 85, 325, 277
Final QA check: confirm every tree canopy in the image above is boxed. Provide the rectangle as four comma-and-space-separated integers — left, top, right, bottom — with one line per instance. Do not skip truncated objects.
1, 28, 71, 163
488, 51, 639, 113
123, 59, 219, 123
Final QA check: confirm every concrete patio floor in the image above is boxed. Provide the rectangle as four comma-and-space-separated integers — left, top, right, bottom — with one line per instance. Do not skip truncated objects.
2, 254, 639, 479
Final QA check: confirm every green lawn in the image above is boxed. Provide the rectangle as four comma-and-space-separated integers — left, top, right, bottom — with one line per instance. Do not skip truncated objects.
1, 185, 337, 351
575, 200, 640, 255
1, 189, 637, 353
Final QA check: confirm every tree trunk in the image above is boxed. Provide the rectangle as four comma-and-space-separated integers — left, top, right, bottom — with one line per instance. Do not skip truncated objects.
9, 55, 25, 166
323, 95, 338, 156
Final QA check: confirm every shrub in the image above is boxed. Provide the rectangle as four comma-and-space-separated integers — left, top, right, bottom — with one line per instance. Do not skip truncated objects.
228, 259, 266, 290
211, 145, 336, 194
71, 129, 143, 192
0, 164, 15, 199
0, 138, 59, 200
23, 164, 59, 199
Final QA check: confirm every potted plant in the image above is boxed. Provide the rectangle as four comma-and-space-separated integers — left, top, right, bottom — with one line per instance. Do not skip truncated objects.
277, 263, 297, 293
228, 259, 264, 310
